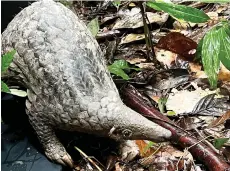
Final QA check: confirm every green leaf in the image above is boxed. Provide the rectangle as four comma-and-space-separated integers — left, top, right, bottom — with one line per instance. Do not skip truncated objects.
213, 138, 229, 150
87, 17, 99, 37
183, 0, 230, 3
112, 0, 121, 9
143, 141, 156, 153
195, 37, 203, 62
219, 24, 230, 70
146, 2, 210, 23
167, 111, 176, 116
111, 60, 130, 69
1, 50, 16, 73
108, 66, 130, 80
146, 1, 162, 11
202, 27, 221, 89
108, 60, 140, 80
158, 97, 167, 113
1, 81, 10, 93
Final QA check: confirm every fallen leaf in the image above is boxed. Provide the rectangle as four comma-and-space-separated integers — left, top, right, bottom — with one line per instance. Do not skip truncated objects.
120, 33, 145, 44
120, 31, 167, 45
87, 17, 99, 37
208, 111, 230, 128
154, 47, 178, 68
126, 58, 146, 64
135, 140, 158, 157
218, 63, 230, 81
166, 88, 228, 115
156, 32, 197, 60
191, 94, 230, 116
148, 69, 189, 90
135, 62, 155, 70
113, 12, 168, 29
139, 145, 193, 171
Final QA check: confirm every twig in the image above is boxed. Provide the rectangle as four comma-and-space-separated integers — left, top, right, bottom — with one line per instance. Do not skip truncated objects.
138, 2, 155, 62
74, 146, 102, 171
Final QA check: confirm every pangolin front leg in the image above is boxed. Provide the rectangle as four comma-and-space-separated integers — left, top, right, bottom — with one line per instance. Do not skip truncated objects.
25, 109, 74, 167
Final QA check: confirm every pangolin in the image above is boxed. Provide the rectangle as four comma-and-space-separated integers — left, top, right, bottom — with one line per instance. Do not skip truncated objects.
1, 0, 171, 168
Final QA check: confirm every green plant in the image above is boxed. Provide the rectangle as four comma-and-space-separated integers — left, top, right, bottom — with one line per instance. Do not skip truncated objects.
200, 21, 230, 88
213, 137, 229, 150
87, 17, 99, 37
112, 0, 121, 10
108, 59, 140, 80
147, 0, 230, 88
1, 50, 16, 93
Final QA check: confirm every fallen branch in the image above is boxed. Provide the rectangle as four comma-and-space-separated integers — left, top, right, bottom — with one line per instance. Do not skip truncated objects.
121, 85, 230, 171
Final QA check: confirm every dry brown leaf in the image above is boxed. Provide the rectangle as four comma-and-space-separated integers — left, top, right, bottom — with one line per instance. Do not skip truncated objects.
154, 47, 177, 68
218, 63, 230, 82
139, 145, 193, 171
120, 33, 145, 44
156, 32, 197, 60
208, 111, 230, 128
173, 21, 196, 30
126, 57, 146, 64
113, 12, 168, 29
135, 140, 158, 157
135, 62, 155, 70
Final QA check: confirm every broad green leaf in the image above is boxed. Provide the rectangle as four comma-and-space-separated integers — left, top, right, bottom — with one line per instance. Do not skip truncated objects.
111, 60, 130, 69
158, 97, 167, 113
183, 0, 230, 3
219, 24, 230, 70
1, 81, 10, 93
87, 17, 99, 37
108, 66, 129, 80
202, 28, 221, 88
146, 2, 210, 23
147, 0, 173, 11
108, 60, 140, 80
1, 50, 16, 73
146, 1, 162, 11
213, 138, 229, 150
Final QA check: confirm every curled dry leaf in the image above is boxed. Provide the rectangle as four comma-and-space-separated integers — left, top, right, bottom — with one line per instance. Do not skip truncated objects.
120, 33, 146, 45
208, 111, 230, 128
154, 33, 230, 82
126, 58, 146, 64
138, 145, 193, 171
218, 63, 230, 82
173, 21, 197, 30
156, 32, 197, 60
191, 94, 230, 116
120, 31, 167, 45
135, 140, 158, 158
166, 88, 223, 115
148, 69, 189, 90
154, 47, 178, 68
135, 62, 155, 70
177, 116, 204, 131
113, 12, 168, 29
